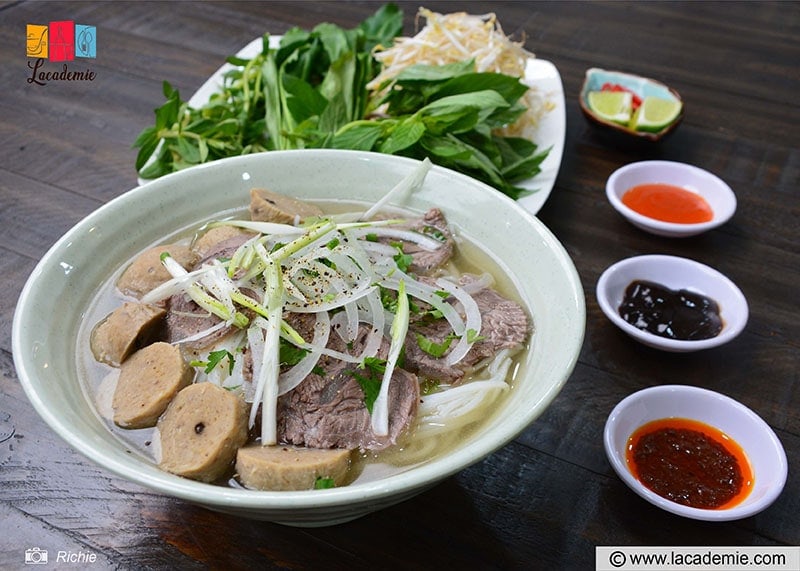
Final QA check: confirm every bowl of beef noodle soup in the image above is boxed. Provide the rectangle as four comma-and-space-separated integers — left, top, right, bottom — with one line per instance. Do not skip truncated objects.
13, 150, 584, 526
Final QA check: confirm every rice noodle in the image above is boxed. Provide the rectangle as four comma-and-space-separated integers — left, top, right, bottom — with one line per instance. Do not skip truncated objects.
414, 351, 513, 438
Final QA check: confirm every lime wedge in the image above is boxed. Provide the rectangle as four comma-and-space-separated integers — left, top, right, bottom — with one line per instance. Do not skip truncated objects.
587, 90, 633, 125
632, 96, 683, 132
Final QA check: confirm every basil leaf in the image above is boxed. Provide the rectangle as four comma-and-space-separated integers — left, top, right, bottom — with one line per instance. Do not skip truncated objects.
379, 116, 426, 154
331, 121, 384, 150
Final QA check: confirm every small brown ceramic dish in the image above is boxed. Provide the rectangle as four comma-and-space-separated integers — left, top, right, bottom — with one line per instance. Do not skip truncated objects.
579, 68, 683, 143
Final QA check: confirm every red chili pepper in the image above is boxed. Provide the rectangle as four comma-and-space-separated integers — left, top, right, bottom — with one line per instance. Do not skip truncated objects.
601, 82, 642, 109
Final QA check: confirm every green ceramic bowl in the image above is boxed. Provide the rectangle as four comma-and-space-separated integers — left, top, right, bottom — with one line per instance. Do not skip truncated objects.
13, 150, 584, 526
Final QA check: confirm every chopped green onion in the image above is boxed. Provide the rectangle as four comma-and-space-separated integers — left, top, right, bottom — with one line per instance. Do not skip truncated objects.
371, 280, 410, 436
314, 476, 336, 489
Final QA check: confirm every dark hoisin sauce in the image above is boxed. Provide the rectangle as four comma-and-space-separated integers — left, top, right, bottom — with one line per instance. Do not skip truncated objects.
618, 280, 722, 341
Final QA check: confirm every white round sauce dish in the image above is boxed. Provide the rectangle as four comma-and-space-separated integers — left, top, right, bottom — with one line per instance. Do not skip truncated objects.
596, 254, 748, 352
604, 385, 788, 521
606, 160, 736, 237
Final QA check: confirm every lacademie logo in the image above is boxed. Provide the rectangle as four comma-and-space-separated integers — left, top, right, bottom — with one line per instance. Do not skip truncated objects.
26, 20, 97, 86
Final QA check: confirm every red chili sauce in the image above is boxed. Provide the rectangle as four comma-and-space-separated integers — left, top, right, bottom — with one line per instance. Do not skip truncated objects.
626, 418, 754, 509
622, 183, 713, 224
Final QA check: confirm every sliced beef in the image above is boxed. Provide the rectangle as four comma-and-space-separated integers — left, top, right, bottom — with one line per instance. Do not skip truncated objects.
236, 445, 352, 491
459, 277, 530, 368
112, 342, 194, 428
404, 274, 530, 383
165, 293, 235, 350
404, 318, 464, 383
394, 208, 455, 274
277, 364, 419, 451
117, 243, 197, 299
158, 382, 248, 483
250, 188, 323, 224
276, 324, 419, 451
90, 302, 166, 366
283, 311, 319, 344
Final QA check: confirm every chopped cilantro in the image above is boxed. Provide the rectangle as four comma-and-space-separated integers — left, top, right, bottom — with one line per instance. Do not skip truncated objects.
190, 349, 235, 374
314, 476, 336, 489
390, 241, 414, 272
279, 340, 309, 367
350, 357, 387, 412
466, 329, 485, 343
419, 378, 441, 396
415, 333, 454, 358
422, 225, 447, 242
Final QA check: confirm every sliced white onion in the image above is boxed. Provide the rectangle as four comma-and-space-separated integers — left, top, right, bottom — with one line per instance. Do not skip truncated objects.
377, 265, 466, 337
458, 272, 495, 295
216, 220, 306, 236
278, 311, 330, 395
436, 277, 482, 366
357, 239, 400, 259
170, 320, 229, 346
347, 226, 443, 251
140, 264, 214, 304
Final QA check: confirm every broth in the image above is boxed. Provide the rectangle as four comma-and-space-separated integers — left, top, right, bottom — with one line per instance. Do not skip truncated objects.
76, 199, 532, 487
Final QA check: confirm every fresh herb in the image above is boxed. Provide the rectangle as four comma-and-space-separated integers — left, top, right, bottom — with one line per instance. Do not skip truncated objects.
350, 357, 387, 412
379, 285, 397, 312
419, 378, 441, 396
415, 332, 456, 358
416, 328, 483, 358
279, 339, 309, 367
190, 349, 235, 374
466, 328, 485, 344
133, 3, 551, 199
414, 290, 448, 321
314, 476, 336, 489
421, 225, 447, 242
134, 4, 401, 178
332, 61, 551, 198
390, 241, 414, 273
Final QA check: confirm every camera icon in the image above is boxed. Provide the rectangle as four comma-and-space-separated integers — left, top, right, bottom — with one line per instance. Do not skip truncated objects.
24, 547, 48, 565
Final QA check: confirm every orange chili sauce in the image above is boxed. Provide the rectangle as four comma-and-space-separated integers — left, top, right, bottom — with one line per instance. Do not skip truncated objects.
622, 183, 713, 224
626, 417, 754, 510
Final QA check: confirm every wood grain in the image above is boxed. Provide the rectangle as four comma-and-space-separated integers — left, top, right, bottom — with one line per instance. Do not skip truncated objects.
1, 1, 798, 569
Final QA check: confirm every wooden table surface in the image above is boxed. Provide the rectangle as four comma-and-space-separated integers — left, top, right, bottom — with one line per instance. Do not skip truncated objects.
1, 1, 798, 569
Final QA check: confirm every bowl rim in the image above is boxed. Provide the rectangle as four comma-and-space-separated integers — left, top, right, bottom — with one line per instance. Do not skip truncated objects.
605, 160, 737, 236
12, 149, 585, 515
595, 254, 749, 352
603, 384, 788, 521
